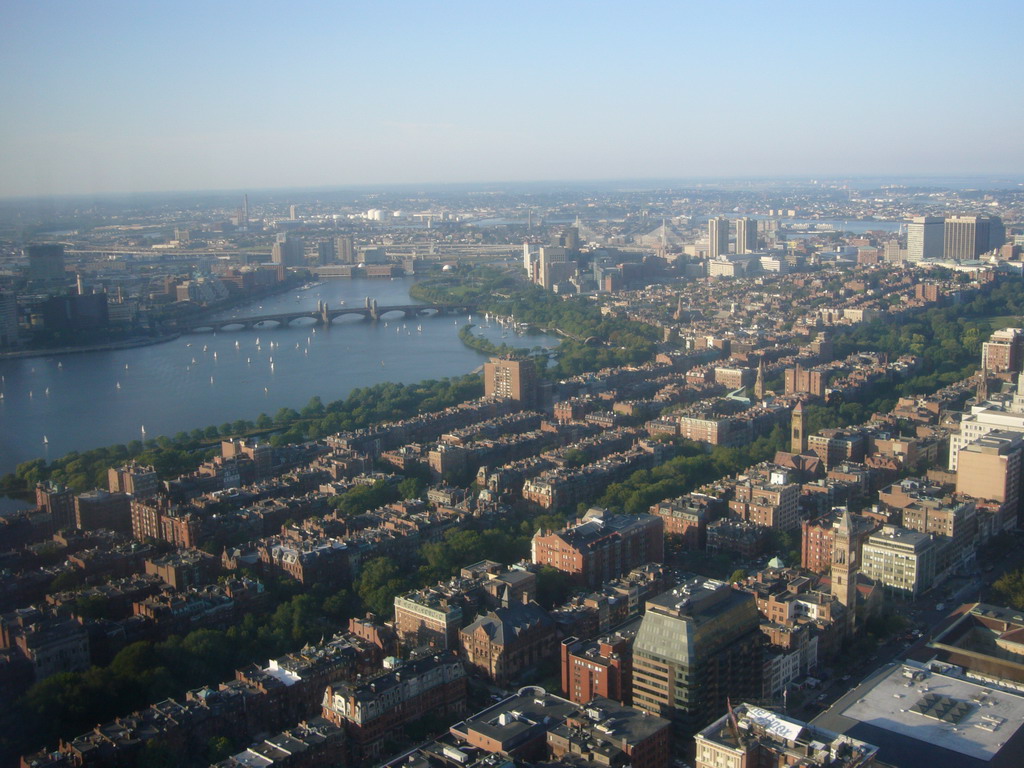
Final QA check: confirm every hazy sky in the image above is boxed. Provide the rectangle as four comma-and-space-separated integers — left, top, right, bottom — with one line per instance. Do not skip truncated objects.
1, 0, 1021, 198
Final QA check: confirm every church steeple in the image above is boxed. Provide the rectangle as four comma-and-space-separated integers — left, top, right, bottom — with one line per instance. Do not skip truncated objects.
791, 401, 806, 454
831, 508, 858, 632
977, 365, 990, 403
754, 358, 766, 400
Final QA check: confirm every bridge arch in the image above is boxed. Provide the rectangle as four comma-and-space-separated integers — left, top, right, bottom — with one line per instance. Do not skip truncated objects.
330, 311, 369, 324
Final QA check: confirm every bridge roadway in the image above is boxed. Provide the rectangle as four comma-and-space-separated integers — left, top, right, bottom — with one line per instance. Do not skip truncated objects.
184, 301, 475, 333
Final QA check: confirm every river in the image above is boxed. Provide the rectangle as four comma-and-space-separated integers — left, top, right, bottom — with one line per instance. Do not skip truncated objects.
0, 277, 558, 478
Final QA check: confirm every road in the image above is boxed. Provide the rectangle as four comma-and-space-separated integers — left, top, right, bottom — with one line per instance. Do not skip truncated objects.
794, 531, 1024, 721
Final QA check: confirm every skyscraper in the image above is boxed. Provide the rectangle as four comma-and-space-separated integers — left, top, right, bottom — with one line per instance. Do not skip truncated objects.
0, 291, 18, 347
735, 217, 757, 254
271, 233, 304, 267
537, 246, 569, 289
708, 217, 728, 259
943, 215, 1003, 260
906, 216, 943, 262
26, 244, 66, 284
335, 235, 354, 264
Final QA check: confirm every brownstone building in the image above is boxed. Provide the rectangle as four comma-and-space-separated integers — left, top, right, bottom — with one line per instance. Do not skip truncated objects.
322, 652, 467, 762
459, 601, 557, 686
531, 507, 664, 588
801, 509, 877, 574
107, 462, 159, 498
74, 489, 131, 533
649, 495, 711, 549
785, 362, 828, 397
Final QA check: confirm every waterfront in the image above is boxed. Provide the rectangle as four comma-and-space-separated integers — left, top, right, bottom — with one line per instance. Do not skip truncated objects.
0, 277, 558, 477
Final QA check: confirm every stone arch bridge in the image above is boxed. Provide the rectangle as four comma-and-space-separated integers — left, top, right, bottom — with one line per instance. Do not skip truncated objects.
184, 299, 475, 333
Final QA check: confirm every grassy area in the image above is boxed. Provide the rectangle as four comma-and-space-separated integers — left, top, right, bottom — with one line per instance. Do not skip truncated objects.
987, 315, 1023, 331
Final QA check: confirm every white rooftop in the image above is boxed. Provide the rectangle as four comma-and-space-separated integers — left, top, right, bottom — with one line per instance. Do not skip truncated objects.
840, 665, 1024, 761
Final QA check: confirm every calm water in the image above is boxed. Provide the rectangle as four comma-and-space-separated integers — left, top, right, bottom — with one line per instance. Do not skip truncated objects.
0, 277, 557, 476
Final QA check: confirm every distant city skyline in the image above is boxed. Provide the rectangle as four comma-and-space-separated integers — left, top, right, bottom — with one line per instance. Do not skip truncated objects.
1, 0, 1022, 199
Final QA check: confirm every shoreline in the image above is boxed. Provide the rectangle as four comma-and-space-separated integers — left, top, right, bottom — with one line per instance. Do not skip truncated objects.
0, 334, 181, 361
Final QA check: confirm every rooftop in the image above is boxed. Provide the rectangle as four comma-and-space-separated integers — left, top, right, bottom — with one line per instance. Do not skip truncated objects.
812, 663, 1024, 768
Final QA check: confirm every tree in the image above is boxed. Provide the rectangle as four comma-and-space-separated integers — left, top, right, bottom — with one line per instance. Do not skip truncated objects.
301, 396, 325, 418
995, 568, 1024, 610
206, 736, 234, 764
535, 565, 573, 609
398, 476, 424, 500
357, 557, 408, 618
275, 407, 300, 426
256, 413, 273, 429
729, 569, 747, 584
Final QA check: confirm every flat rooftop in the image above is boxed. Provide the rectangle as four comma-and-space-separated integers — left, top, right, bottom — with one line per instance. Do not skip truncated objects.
813, 663, 1024, 768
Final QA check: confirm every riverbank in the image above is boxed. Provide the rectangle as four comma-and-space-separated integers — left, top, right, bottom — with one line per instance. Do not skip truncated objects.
0, 334, 180, 361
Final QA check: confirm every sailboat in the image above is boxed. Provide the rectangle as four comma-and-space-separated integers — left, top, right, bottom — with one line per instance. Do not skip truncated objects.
42, 436, 48, 445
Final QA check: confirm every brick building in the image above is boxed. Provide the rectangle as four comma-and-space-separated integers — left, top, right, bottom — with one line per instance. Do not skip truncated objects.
531, 507, 664, 588
560, 618, 640, 705
322, 652, 467, 762
459, 601, 557, 687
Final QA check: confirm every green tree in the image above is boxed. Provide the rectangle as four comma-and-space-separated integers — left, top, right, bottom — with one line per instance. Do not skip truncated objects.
398, 476, 425, 500
206, 736, 234, 764
357, 557, 408, 618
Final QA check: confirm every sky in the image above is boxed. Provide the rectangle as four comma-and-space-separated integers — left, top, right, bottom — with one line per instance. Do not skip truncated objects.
1, 0, 1022, 198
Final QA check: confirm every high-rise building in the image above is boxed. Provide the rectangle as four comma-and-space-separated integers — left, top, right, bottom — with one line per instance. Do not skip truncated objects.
25, 244, 66, 284
523, 241, 537, 279
956, 430, 1023, 527
906, 216, 943, 262
944, 215, 1002, 260
483, 357, 537, 407
335, 235, 354, 264
560, 225, 581, 252
0, 291, 18, 347
708, 217, 729, 259
289, 204, 298, 220
981, 327, 1024, 373
316, 239, 336, 265
632, 579, 762, 735
538, 246, 569, 289
271, 232, 304, 267
735, 217, 757, 254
